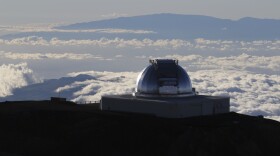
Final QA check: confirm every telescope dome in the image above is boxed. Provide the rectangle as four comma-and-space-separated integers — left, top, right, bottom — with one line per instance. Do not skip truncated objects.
134, 59, 195, 97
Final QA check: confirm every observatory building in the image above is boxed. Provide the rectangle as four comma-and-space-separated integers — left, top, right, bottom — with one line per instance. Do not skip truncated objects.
101, 59, 229, 118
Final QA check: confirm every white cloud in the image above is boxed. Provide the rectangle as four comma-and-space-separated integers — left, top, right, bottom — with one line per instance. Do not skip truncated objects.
65, 71, 138, 102
0, 37, 190, 49
0, 67, 279, 121
52, 69, 280, 121
97, 29, 155, 34
1, 37, 280, 51
101, 13, 128, 19
194, 38, 280, 51
158, 54, 280, 74
189, 70, 280, 117
0, 63, 41, 97
0, 52, 279, 121
115, 55, 123, 58
48, 38, 191, 49
0, 51, 105, 60
0, 25, 154, 34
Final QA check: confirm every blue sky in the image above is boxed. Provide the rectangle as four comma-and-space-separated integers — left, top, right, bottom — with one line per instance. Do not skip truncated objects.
0, 0, 280, 25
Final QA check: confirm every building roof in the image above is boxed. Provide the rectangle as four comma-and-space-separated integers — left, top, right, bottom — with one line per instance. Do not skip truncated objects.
134, 59, 194, 97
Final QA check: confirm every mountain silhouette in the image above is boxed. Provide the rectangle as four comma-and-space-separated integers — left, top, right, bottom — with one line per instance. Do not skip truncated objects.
57, 13, 280, 40
2, 14, 279, 40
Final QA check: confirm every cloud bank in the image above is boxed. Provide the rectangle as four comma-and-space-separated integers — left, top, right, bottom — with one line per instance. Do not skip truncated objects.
101, 13, 128, 19
1, 37, 279, 51
189, 70, 280, 117
0, 51, 105, 60
0, 37, 187, 48
0, 25, 154, 34
1, 68, 279, 121
67, 70, 280, 121
60, 71, 138, 102
0, 63, 41, 97
158, 54, 280, 74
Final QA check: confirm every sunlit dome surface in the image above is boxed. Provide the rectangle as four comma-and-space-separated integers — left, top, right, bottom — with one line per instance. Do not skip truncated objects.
134, 59, 195, 97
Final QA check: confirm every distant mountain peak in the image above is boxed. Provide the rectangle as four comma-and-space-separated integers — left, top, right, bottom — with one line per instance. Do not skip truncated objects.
54, 13, 280, 40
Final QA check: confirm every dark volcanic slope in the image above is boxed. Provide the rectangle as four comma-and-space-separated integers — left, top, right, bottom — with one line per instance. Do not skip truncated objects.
0, 101, 280, 156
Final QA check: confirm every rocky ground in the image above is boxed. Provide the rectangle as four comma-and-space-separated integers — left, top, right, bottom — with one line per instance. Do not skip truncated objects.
0, 101, 279, 156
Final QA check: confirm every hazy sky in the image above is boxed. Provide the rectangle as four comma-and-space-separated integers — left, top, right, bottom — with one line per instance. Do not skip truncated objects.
0, 0, 280, 25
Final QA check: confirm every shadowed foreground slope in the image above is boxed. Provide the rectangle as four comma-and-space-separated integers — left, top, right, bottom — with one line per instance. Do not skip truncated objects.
0, 101, 280, 156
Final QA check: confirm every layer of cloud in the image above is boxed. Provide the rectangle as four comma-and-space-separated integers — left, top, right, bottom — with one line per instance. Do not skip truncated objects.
67, 70, 280, 121
194, 38, 280, 51
59, 71, 138, 102
0, 25, 154, 34
158, 54, 280, 74
0, 37, 188, 48
1, 67, 279, 121
1, 37, 279, 51
101, 13, 128, 19
0, 63, 41, 97
0, 51, 106, 60
189, 70, 280, 117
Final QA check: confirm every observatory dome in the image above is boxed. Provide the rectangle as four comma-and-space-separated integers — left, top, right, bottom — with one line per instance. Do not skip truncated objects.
134, 59, 195, 97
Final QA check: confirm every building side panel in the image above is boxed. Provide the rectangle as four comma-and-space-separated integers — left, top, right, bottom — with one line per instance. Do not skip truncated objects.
213, 98, 230, 114
101, 95, 230, 118
202, 102, 214, 115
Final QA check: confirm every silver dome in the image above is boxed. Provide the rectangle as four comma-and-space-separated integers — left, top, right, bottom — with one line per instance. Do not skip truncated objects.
134, 59, 195, 97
